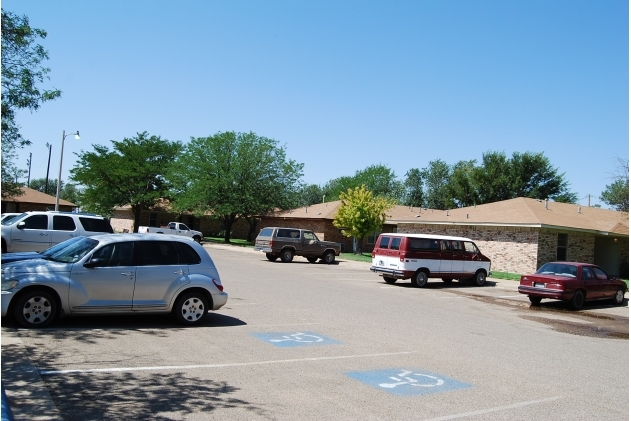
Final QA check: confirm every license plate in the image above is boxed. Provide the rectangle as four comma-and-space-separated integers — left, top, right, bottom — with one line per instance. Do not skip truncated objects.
534, 282, 545, 288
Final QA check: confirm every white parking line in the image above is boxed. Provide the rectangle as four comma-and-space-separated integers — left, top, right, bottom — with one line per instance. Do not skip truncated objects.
420, 396, 562, 421
39, 351, 416, 376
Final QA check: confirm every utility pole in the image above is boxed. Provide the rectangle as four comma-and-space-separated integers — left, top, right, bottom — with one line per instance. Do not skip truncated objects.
27, 153, 32, 187
44, 143, 52, 195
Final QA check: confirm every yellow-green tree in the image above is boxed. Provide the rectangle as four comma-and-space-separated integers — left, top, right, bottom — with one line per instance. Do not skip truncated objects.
333, 185, 393, 254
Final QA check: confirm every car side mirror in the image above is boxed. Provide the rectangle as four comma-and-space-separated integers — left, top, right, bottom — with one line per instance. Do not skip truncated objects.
16, 222, 26, 230
84, 257, 108, 268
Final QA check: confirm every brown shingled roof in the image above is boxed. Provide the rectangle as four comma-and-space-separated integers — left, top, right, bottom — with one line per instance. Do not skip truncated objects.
269, 197, 628, 236
3, 187, 76, 207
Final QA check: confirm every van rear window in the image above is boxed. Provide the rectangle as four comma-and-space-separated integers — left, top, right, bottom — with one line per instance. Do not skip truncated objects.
390, 237, 401, 250
378, 236, 391, 248
410, 238, 440, 252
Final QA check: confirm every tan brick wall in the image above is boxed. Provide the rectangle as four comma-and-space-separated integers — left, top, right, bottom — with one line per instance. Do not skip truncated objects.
537, 229, 595, 268
398, 224, 540, 275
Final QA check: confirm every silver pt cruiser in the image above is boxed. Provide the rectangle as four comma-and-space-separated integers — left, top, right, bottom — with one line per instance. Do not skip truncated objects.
1, 233, 228, 328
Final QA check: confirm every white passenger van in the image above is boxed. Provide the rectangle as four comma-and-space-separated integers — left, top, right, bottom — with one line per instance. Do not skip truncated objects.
370, 233, 492, 287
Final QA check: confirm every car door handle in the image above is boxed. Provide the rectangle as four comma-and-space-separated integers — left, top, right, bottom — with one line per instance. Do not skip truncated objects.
174, 270, 186, 275
120, 272, 133, 276
39, 233, 49, 236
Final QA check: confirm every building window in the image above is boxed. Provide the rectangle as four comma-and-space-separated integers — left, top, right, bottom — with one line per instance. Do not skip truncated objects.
557, 233, 568, 261
367, 231, 380, 245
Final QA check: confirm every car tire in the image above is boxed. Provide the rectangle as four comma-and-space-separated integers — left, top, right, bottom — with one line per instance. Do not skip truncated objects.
612, 288, 625, 306
174, 292, 208, 326
281, 249, 294, 263
265, 253, 278, 262
570, 290, 585, 310
13, 290, 57, 328
529, 296, 542, 305
307, 257, 318, 263
412, 270, 429, 287
383, 276, 397, 284
441, 278, 453, 283
474, 270, 486, 286
322, 251, 335, 264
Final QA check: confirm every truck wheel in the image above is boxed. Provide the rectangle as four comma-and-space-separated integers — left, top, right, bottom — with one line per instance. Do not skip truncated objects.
412, 270, 428, 287
322, 251, 335, 264
193, 235, 202, 243
383, 276, 397, 284
474, 270, 486, 286
307, 257, 318, 263
281, 249, 294, 263
266, 253, 278, 262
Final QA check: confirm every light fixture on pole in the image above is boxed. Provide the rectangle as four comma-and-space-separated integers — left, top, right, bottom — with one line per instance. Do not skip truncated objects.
55, 130, 80, 211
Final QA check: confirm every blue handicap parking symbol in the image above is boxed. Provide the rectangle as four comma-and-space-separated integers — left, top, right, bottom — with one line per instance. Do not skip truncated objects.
251, 331, 341, 347
346, 368, 470, 396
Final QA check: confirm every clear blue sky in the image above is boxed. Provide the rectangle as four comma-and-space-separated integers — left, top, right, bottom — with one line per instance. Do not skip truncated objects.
4, 0, 628, 207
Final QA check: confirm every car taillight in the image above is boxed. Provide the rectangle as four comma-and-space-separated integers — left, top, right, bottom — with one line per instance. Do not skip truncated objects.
269, 240, 274, 247
212, 278, 224, 292
372, 251, 376, 258
400, 252, 406, 262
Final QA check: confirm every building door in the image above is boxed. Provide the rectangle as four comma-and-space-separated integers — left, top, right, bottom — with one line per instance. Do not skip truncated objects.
594, 237, 621, 277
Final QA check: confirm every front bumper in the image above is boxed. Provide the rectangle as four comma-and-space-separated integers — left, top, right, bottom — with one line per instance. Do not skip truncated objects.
518, 286, 572, 300
1, 291, 15, 317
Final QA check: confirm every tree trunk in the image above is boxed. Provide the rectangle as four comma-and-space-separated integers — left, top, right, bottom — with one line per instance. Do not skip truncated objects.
131, 205, 143, 233
245, 217, 259, 242
222, 214, 237, 243
354, 236, 364, 254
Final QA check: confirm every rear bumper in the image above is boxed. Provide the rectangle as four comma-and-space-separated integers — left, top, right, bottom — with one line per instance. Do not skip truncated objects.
253, 246, 273, 253
370, 266, 409, 279
518, 286, 572, 300
212, 292, 228, 310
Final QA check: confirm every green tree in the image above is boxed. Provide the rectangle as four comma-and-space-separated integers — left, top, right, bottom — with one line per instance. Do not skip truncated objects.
333, 185, 393, 254
421, 159, 455, 210
600, 158, 629, 212
403, 168, 424, 207
448, 160, 478, 207
353, 164, 404, 202
2, 10, 61, 198
169, 131, 304, 243
28, 177, 80, 203
70, 132, 182, 231
322, 175, 357, 201
299, 183, 326, 206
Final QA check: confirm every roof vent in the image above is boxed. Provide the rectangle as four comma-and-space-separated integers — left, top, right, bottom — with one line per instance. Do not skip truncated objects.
578, 207, 581, 214
415, 214, 420, 218
317, 212, 321, 215
446, 210, 449, 216
466, 213, 469, 219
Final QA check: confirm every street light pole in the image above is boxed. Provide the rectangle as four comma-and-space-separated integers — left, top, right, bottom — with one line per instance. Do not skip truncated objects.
55, 130, 80, 211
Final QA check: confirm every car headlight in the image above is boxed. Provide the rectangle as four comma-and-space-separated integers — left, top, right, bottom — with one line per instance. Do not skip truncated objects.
1, 280, 19, 291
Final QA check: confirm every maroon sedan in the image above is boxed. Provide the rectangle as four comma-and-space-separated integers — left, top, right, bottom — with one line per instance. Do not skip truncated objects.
518, 262, 627, 310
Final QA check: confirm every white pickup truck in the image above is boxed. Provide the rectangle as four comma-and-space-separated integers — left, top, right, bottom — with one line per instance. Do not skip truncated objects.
138, 222, 203, 243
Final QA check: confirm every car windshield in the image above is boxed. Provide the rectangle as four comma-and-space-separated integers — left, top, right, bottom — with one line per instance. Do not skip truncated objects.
47, 237, 99, 263
1, 213, 25, 226
536, 263, 578, 278
41, 236, 86, 257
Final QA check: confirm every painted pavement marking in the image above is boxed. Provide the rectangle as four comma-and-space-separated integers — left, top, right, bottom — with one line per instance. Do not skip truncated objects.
346, 368, 470, 396
251, 331, 340, 347
38, 351, 415, 376
420, 396, 563, 420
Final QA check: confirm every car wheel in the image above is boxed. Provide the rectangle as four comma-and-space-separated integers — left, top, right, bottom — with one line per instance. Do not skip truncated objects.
13, 290, 57, 328
570, 290, 585, 310
529, 296, 542, 305
265, 253, 278, 262
412, 270, 429, 287
174, 292, 208, 326
307, 257, 318, 263
474, 270, 486, 286
612, 288, 625, 306
441, 278, 453, 283
281, 249, 294, 263
383, 276, 397, 284
322, 251, 335, 264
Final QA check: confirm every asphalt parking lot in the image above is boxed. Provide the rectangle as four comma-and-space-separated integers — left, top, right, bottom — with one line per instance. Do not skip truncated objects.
2, 243, 629, 420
